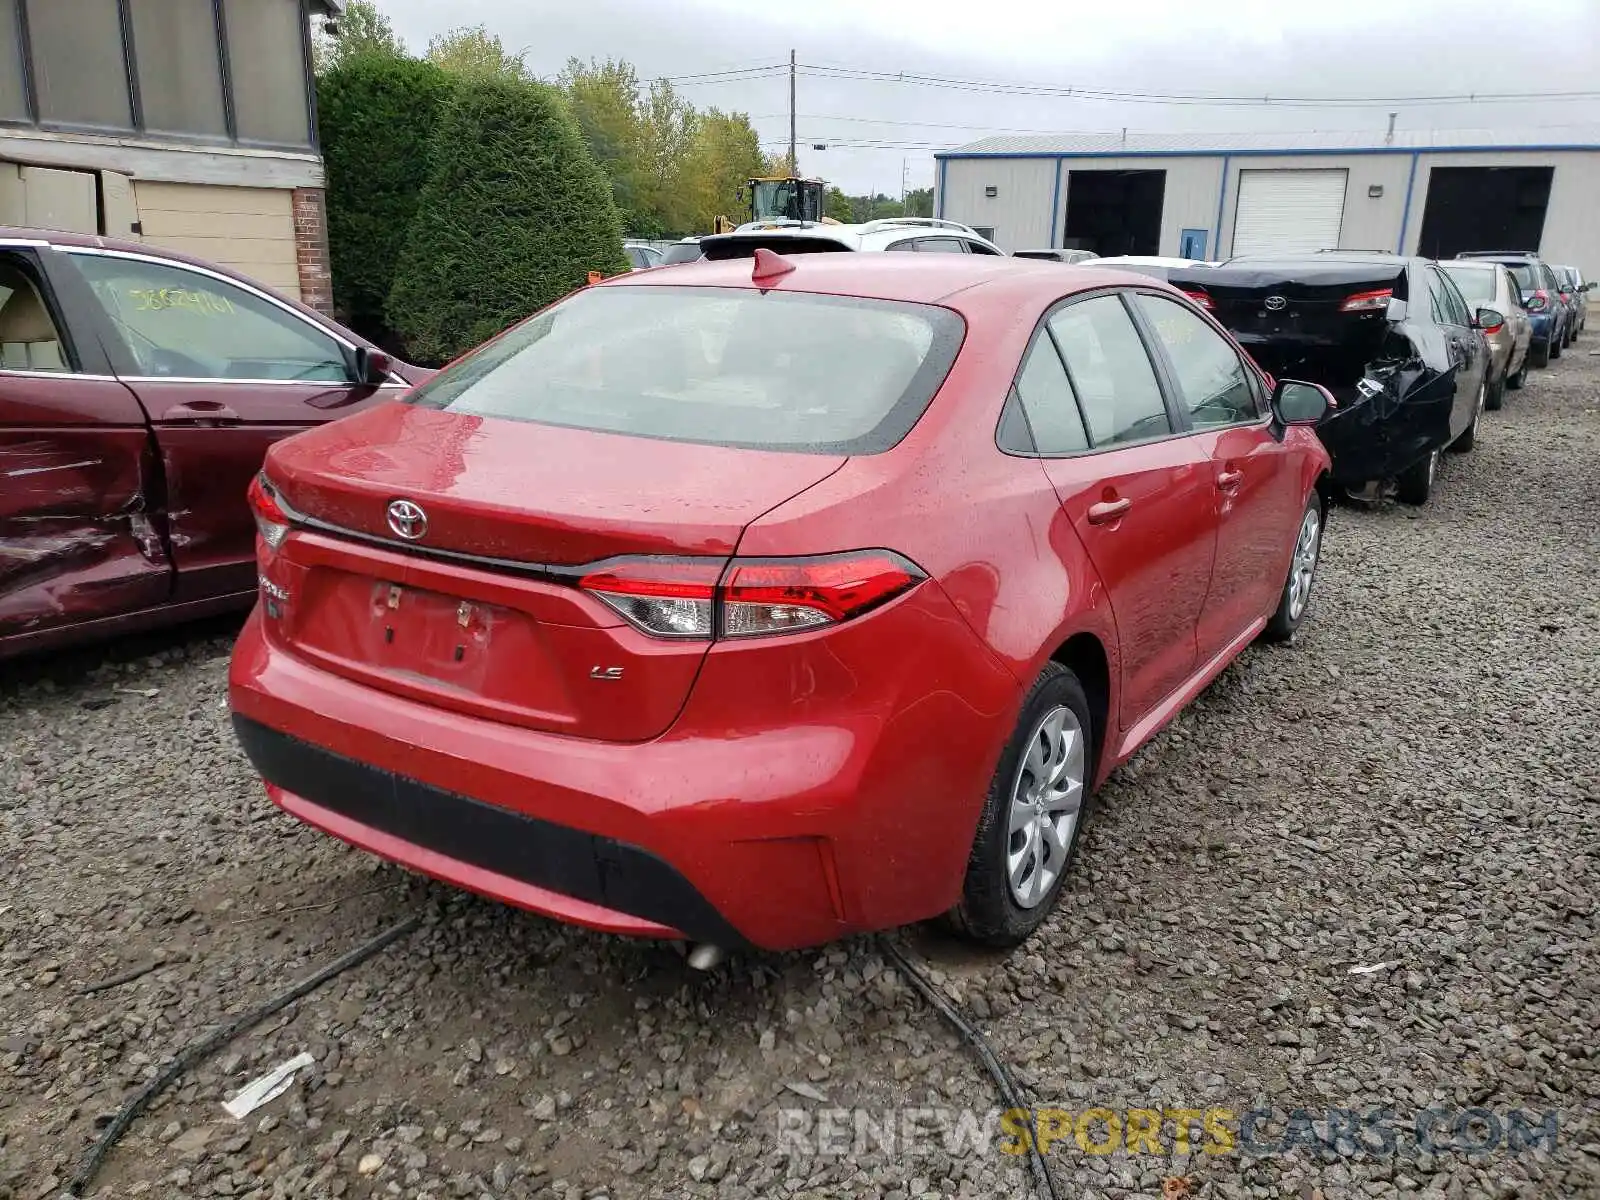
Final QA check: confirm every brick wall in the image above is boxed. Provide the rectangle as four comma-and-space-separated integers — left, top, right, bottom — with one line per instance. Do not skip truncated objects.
291, 187, 334, 316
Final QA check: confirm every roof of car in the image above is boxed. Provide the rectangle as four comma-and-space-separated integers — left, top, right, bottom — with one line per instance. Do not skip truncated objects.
600, 251, 1173, 306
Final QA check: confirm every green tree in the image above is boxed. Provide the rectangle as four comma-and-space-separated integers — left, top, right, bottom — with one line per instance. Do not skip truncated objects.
317, 54, 455, 349
387, 75, 629, 364
824, 186, 852, 223
636, 80, 698, 235
426, 25, 527, 78
559, 58, 646, 233
682, 109, 767, 231
311, 0, 404, 74
904, 187, 934, 219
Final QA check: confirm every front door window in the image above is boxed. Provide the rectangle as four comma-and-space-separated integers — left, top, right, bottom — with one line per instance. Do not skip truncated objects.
69, 253, 351, 382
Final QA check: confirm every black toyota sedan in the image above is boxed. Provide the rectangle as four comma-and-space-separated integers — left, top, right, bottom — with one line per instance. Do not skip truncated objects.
1169, 254, 1494, 506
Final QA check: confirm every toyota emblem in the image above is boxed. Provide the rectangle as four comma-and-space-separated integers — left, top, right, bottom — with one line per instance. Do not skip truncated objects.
385, 499, 428, 541
1264, 295, 1288, 312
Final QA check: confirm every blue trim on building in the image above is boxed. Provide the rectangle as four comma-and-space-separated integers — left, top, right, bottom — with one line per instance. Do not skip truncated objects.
1213, 153, 1231, 259
936, 157, 947, 219
1395, 151, 1422, 254
1048, 158, 1063, 248
935, 143, 1600, 162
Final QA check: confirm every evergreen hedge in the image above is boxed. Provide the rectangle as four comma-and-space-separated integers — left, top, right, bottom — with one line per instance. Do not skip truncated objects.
316, 53, 455, 350
387, 76, 629, 365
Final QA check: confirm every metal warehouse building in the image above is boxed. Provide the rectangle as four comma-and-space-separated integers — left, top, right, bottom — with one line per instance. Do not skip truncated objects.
934, 127, 1600, 269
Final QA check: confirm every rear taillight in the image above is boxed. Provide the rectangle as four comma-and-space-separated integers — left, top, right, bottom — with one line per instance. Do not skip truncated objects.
581, 551, 925, 641
1559, 291, 1571, 302
1339, 288, 1393, 313
1526, 290, 1548, 312
247, 473, 290, 550
1181, 290, 1214, 310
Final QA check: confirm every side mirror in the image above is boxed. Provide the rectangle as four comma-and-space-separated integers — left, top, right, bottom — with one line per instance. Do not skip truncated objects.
1272, 379, 1334, 426
352, 346, 393, 385
1474, 307, 1505, 333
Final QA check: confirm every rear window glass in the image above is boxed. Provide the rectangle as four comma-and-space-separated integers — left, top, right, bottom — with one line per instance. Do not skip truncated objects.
405, 285, 965, 455
1507, 265, 1539, 290
1441, 267, 1495, 303
660, 243, 703, 264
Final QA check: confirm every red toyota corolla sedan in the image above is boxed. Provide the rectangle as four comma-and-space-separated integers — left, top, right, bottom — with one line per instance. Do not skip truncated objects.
230, 251, 1333, 952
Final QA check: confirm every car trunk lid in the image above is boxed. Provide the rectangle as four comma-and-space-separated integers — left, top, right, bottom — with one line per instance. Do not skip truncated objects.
259, 403, 845, 741
1172, 262, 1407, 391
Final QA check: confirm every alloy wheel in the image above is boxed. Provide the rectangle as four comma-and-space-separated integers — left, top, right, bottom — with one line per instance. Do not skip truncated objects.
1287, 505, 1322, 621
1004, 706, 1085, 909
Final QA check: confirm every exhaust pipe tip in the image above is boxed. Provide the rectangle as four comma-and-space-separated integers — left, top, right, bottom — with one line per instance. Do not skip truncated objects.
687, 943, 725, 971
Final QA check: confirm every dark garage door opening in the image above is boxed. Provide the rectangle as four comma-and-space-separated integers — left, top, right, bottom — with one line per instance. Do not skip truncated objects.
1416, 166, 1553, 259
1064, 170, 1165, 257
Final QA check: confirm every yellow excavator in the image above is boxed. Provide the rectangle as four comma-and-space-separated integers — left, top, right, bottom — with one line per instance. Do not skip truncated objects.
713, 176, 837, 233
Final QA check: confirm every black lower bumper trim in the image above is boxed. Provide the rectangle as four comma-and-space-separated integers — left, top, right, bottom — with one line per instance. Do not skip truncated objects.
231, 715, 751, 949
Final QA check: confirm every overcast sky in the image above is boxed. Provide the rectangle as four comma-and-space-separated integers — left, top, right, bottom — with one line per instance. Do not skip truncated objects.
369, 0, 1600, 196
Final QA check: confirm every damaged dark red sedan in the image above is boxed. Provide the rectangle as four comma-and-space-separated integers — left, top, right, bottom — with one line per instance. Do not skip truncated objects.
231, 251, 1335, 953
0, 229, 426, 659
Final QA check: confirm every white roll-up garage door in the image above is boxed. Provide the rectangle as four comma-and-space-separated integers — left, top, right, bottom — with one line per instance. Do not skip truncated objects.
1232, 169, 1348, 256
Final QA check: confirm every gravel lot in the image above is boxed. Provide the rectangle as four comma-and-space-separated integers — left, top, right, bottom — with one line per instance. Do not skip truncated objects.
2, 352, 1597, 1200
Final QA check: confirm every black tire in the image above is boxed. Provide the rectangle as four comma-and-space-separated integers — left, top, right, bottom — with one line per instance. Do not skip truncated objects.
1395, 447, 1439, 506
1530, 340, 1550, 369
948, 663, 1095, 948
1485, 365, 1506, 411
1550, 332, 1562, 359
1263, 493, 1325, 643
1507, 356, 1528, 390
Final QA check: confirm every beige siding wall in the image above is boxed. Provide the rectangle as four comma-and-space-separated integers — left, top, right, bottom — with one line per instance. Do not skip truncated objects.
132, 182, 301, 299
939, 158, 1059, 252
1400, 151, 1600, 272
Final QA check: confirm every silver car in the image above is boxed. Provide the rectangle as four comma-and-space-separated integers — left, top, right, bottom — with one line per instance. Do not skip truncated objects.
1441, 260, 1532, 409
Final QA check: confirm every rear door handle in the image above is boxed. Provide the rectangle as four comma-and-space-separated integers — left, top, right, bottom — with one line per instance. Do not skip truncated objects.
1086, 498, 1132, 525
161, 401, 240, 423
1217, 469, 1244, 491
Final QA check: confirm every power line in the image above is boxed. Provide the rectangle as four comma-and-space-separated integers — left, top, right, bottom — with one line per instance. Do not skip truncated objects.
794, 63, 1600, 109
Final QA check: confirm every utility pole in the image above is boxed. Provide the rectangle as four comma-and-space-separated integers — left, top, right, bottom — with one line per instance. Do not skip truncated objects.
901, 158, 908, 210
789, 50, 798, 175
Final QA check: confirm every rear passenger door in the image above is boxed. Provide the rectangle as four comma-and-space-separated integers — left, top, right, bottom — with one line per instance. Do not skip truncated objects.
0, 246, 171, 642
1008, 291, 1216, 729
1130, 291, 1300, 661
59, 248, 405, 602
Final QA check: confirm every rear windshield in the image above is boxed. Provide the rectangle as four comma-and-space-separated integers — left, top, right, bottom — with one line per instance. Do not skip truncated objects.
660, 243, 703, 264
1508, 264, 1540, 290
405, 285, 965, 454
1441, 266, 1496, 303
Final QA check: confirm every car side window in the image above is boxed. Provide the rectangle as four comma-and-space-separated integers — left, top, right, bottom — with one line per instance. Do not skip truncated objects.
0, 258, 71, 373
916, 238, 968, 253
965, 240, 1001, 256
1132, 293, 1259, 428
1000, 331, 1090, 455
1424, 267, 1461, 327
1500, 268, 1520, 308
1435, 269, 1473, 327
68, 253, 352, 382
886, 240, 918, 253
1047, 295, 1172, 446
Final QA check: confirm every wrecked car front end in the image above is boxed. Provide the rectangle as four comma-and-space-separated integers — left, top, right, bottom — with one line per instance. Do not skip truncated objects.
1173, 261, 1456, 490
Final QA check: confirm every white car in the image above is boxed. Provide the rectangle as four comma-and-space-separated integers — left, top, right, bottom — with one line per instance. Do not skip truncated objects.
699, 218, 1004, 259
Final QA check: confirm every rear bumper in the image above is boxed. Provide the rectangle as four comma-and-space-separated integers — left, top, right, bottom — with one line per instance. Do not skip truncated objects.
229, 586, 1018, 950
234, 715, 751, 945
